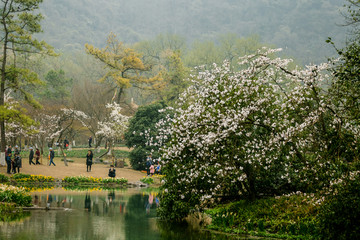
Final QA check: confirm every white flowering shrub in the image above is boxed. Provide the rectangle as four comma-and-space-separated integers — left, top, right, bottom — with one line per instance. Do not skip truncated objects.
96, 102, 129, 144
154, 48, 360, 220
2, 92, 35, 141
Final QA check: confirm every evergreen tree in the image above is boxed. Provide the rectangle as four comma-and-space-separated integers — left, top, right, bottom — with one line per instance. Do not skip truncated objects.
0, 0, 55, 151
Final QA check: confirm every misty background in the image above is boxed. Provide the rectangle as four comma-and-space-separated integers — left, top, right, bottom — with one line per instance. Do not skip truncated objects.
39, 0, 347, 65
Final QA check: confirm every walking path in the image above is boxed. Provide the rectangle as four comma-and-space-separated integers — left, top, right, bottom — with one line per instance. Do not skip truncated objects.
0, 158, 145, 183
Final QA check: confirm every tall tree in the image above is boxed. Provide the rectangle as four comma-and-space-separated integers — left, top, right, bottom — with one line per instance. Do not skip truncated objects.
342, 0, 360, 36
85, 32, 163, 104
0, 0, 55, 151
41, 69, 73, 103
134, 34, 188, 104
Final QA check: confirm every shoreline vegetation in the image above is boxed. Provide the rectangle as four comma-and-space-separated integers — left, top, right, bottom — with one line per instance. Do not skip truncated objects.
0, 144, 357, 239
203, 193, 319, 240
0, 173, 157, 187
0, 172, 159, 222
0, 171, 355, 240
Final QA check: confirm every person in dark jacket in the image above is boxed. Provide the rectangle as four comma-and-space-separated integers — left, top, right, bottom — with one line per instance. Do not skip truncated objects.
86, 150, 93, 172
29, 147, 35, 165
5, 153, 12, 174
88, 136, 92, 148
49, 148, 56, 166
108, 165, 116, 178
4, 145, 10, 163
64, 139, 69, 149
14, 145, 20, 155
35, 148, 41, 165
6, 145, 12, 155
13, 153, 21, 173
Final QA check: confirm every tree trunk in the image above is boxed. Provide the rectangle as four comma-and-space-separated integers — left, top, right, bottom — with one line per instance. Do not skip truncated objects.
98, 140, 111, 159
0, 21, 8, 152
244, 164, 256, 201
58, 144, 68, 167
95, 136, 104, 149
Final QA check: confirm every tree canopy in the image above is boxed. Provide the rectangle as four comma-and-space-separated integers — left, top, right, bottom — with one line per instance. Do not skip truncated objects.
0, 0, 55, 151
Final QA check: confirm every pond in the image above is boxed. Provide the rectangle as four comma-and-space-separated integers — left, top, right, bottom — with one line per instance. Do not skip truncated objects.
0, 188, 252, 240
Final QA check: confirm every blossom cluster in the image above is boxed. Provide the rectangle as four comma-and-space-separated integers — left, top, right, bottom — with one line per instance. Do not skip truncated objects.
147, 48, 360, 217
96, 102, 129, 141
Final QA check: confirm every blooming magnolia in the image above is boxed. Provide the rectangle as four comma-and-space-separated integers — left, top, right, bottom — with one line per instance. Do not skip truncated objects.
28, 108, 89, 156
96, 102, 129, 142
154, 48, 360, 220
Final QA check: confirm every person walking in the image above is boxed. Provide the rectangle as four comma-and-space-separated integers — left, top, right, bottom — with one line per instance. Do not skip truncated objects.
29, 147, 35, 165
5, 153, 12, 174
88, 136, 92, 148
149, 164, 155, 176
35, 148, 41, 165
86, 150, 93, 172
49, 148, 56, 166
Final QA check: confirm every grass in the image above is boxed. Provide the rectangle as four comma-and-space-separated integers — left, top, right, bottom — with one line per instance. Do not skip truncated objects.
206, 193, 320, 239
19, 147, 130, 163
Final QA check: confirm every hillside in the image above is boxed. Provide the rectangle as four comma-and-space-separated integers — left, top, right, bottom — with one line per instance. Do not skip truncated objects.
38, 0, 347, 64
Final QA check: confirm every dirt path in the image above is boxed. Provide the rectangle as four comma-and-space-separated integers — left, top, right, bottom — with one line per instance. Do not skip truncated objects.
0, 157, 146, 183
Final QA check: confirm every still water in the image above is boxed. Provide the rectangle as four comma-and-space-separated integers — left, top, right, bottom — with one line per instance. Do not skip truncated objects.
0, 188, 248, 240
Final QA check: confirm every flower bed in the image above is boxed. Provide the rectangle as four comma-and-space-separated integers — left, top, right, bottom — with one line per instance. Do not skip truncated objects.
0, 174, 10, 183
11, 173, 55, 183
62, 176, 128, 185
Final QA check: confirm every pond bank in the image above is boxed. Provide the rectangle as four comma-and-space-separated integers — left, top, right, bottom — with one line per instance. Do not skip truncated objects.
0, 161, 145, 183
202, 193, 319, 240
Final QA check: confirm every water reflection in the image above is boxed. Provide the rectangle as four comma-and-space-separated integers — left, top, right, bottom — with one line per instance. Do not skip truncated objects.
0, 189, 250, 240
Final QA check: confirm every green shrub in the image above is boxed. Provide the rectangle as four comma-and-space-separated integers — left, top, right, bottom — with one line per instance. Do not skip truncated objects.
317, 174, 360, 240
206, 194, 319, 238
0, 184, 32, 207
102, 177, 128, 184
0, 174, 10, 183
157, 190, 191, 221
124, 101, 168, 170
11, 173, 31, 180
129, 147, 149, 170
140, 177, 154, 184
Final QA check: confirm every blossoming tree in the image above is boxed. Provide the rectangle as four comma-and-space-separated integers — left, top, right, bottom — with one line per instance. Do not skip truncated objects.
29, 108, 89, 165
1, 92, 35, 147
96, 102, 129, 162
152, 48, 360, 220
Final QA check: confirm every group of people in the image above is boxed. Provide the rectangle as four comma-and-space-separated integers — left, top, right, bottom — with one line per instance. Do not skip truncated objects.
5, 145, 40, 174
146, 154, 161, 177
29, 147, 41, 165
5, 144, 118, 178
